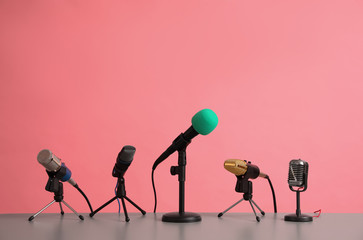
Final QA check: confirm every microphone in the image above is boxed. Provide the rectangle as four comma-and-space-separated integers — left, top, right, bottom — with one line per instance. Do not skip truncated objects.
37, 149, 77, 187
218, 158, 277, 218
112, 145, 136, 178
224, 159, 268, 179
90, 145, 146, 220
284, 159, 312, 222
152, 109, 218, 170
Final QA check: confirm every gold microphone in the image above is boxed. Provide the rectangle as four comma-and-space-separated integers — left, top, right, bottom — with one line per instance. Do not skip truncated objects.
224, 159, 267, 178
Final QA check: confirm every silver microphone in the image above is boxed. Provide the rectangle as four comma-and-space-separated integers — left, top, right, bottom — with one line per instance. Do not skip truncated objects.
37, 149, 77, 186
284, 159, 312, 222
288, 159, 309, 189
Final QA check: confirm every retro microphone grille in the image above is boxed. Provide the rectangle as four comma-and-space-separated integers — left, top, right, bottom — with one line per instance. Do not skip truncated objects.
288, 159, 308, 187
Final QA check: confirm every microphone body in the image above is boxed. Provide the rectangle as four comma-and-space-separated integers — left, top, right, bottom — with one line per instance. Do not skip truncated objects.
224, 159, 268, 179
152, 109, 218, 170
288, 159, 309, 191
37, 149, 77, 186
152, 126, 198, 170
112, 145, 136, 178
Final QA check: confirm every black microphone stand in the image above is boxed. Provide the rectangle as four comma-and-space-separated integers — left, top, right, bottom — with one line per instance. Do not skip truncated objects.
218, 174, 265, 222
89, 177, 146, 222
28, 171, 84, 221
284, 188, 313, 222
162, 135, 201, 223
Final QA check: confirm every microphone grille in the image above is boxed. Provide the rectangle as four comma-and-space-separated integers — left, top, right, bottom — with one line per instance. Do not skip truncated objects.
288, 159, 308, 187
191, 109, 218, 135
117, 145, 136, 165
37, 149, 52, 165
37, 149, 61, 172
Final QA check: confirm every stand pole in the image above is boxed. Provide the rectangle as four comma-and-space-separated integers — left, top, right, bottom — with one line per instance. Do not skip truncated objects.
178, 150, 185, 214
296, 191, 301, 217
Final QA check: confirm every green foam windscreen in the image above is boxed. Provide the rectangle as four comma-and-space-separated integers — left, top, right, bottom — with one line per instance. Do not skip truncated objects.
191, 109, 218, 135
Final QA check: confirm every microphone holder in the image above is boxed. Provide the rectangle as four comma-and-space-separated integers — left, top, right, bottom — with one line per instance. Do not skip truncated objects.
284, 187, 313, 222
89, 177, 146, 222
162, 134, 201, 223
218, 174, 265, 222
28, 171, 84, 221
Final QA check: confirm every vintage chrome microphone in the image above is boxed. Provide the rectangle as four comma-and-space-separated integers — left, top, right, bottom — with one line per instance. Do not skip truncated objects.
284, 159, 313, 222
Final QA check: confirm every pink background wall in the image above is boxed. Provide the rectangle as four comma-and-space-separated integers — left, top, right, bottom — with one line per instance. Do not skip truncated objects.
1, 0, 362, 214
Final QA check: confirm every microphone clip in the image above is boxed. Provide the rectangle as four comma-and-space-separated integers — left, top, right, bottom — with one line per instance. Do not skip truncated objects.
172, 133, 191, 153
170, 166, 182, 176
112, 165, 122, 178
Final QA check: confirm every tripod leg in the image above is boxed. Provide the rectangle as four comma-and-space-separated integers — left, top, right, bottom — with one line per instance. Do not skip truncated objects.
28, 200, 56, 221
249, 200, 260, 222
62, 200, 84, 220
124, 196, 146, 215
250, 199, 265, 216
59, 202, 64, 215
218, 198, 244, 217
89, 196, 118, 217
120, 197, 130, 222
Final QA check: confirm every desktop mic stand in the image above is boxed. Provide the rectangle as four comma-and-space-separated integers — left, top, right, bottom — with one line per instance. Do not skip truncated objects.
28, 171, 84, 221
284, 188, 313, 222
162, 143, 202, 223
89, 177, 146, 222
218, 175, 265, 222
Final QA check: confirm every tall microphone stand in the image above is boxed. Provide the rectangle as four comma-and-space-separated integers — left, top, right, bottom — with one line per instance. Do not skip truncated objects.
218, 174, 265, 222
28, 171, 84, 221
162, 135, 201, 223
89, 177, 146, 222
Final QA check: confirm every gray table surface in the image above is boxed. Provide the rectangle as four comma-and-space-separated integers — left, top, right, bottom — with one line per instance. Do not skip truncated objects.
0, 213, 362, 240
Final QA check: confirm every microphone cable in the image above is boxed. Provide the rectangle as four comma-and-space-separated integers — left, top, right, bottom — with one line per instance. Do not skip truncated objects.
152, 168, 157, 213
265, 175, 277, 213
74, 184, 94, 213
115, 180, 121, 214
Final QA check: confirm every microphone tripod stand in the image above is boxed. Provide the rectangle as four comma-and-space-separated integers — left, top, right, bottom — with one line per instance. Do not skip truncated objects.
218, 175, 265, 222
89, 177, 146, 222
28, 171, 84, 221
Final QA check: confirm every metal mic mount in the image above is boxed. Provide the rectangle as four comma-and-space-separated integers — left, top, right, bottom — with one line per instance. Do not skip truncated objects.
28, 171, 84, 221
218, 161, 265, 222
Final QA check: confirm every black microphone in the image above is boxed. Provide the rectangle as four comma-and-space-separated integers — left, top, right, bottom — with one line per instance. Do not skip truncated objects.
112, 145, 136, 178
284, 159, 313, 222
90, 145, 146, 221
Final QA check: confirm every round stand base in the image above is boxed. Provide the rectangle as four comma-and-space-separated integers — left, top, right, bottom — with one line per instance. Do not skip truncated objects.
284, 214, 313, 222
162, 212, 202, 223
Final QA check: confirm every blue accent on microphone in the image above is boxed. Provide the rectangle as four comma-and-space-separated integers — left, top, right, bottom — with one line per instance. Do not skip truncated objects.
61, 163, 72, 182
